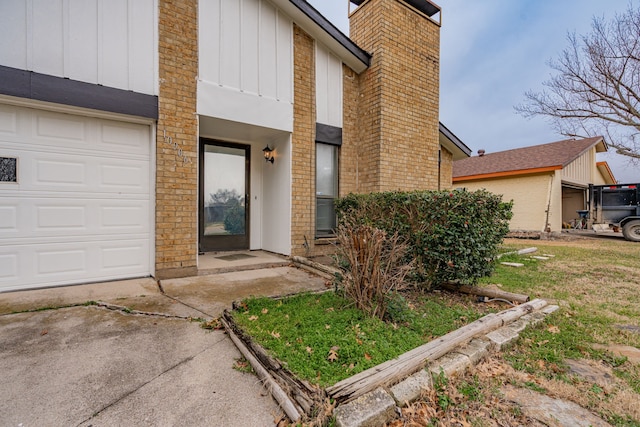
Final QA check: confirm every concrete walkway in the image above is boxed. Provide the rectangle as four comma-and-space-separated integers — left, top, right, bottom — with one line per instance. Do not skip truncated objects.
0, 267, 327, 426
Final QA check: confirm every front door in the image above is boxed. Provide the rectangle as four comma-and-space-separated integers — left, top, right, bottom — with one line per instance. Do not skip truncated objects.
199, 139, 250, 252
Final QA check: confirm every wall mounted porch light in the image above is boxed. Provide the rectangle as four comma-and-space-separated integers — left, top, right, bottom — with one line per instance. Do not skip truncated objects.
262, 145, 275, 164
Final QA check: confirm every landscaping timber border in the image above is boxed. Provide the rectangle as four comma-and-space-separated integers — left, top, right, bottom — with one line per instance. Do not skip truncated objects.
326, 298, 547, 402
222, 293, 553, 423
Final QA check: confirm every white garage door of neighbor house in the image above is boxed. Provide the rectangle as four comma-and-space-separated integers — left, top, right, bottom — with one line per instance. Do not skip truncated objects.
0, 104, 152, 292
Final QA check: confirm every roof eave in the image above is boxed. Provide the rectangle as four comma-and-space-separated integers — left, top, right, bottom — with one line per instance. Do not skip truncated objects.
596, 161, 616, 184
439, 122, 471, 160
351, 0, 441, 17
453, 166, 562, 182
562, 136, 607, 167
275, 0, 370, 73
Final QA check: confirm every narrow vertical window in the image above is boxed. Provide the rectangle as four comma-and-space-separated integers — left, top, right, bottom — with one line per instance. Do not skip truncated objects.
316, 143, 338, 237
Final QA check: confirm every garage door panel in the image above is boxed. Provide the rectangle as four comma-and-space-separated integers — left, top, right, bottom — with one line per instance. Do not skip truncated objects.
35, 112, 88, 144
0, 105, 150, 158
102, 243, 147, 270
0, 233, 149, 246
35, 157, 86, 186
0, 197, 149, 238
2, 148, 149, 194
100, 162, 149, 191
0, 253, 18, 280
37, 248, 87, 275
0, 245, 37, 287
0, 104, 152, 291
0, 105, 18, 135
100, 121, 150, 155
0, 239, 150, 291
0, 139, 150, 162
37, 205, 86, 229
33, 199, 90, 235
101, 204, 148, 229
0, 205, 17, 231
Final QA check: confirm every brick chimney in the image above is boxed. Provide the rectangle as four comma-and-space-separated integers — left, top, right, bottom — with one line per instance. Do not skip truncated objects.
350, 0, 441, 192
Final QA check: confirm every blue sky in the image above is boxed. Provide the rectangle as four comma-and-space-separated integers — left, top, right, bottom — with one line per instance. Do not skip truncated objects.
307, 0, 640, 183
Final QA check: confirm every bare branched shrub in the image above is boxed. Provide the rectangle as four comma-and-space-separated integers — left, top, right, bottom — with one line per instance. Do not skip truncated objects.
334, 223, 411, 320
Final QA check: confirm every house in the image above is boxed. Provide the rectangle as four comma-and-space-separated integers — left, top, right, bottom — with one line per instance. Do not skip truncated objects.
452, 137, 616, 235
0, 0, 469, 292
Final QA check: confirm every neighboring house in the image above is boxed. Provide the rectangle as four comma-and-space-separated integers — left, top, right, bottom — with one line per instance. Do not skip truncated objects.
0, 0, 470, 292
452, 137, 616, 235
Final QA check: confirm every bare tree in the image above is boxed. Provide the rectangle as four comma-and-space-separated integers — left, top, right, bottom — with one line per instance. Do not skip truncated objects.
209, 188, 242, 206
516, 4, 640, 161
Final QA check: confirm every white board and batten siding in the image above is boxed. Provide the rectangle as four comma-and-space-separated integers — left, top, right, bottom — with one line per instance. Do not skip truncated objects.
0, 0, 157, 96
316, 43, 343, 128
0, 104, 152, 292
562, 148, 595, 187
198, 0, 294, 132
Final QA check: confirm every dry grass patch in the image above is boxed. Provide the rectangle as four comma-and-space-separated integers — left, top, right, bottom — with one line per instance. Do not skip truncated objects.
391, 354, 640, 427
390, 236, 640, 426
388, 357, 547, 427
476, 237, 640, 425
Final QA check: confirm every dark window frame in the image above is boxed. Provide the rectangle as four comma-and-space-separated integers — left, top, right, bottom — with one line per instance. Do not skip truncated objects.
315, 123, 342, 238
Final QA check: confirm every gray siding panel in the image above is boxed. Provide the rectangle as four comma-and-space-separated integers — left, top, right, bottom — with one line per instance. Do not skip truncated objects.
0, 65, 158, 119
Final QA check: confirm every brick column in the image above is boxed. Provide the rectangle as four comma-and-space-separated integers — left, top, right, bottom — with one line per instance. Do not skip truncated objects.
439, 147, 453, 189
350, 0, 441, 191
290, 25, 316, 257
155, 0, 198, 279
340, 64, 361, 195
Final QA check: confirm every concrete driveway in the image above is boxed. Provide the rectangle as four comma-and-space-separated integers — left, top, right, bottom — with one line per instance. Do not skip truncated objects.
0, 267, 327, 426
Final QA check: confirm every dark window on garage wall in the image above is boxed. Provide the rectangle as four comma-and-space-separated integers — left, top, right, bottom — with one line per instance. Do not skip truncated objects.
0, 157, 17, 182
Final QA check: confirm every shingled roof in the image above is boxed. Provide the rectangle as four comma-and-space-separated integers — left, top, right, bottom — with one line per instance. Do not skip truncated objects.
453, 137, 607, 181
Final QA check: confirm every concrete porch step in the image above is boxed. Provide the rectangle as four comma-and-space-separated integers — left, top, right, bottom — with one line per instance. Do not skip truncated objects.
197, 250, 291, 276
198, 260, 291, 276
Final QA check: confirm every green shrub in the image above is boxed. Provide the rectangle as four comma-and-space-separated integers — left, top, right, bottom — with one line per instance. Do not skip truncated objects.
384, 292, 415, 324
335, 189, 512, 290
223, 204, 245, 235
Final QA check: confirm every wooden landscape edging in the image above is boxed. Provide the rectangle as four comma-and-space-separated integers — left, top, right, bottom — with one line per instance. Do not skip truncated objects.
325, 298, 548, 403
221, 311, 327, 423
222, 296, 548, 421
496, 247, 538, 258
441, 283, 530, 304
291, 255, 340, 279
220, 315, 301, 422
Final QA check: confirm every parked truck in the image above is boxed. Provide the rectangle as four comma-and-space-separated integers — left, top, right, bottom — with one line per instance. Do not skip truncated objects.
586, 183, 640, 242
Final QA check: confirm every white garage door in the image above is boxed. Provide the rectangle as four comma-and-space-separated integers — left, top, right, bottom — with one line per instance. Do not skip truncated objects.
0, 104, 152, 292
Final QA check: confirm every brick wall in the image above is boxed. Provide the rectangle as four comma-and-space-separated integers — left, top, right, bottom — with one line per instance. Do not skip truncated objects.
298, 64, 363, 258
291, 30, 363, 258
290, 25, 316, 257
440, 147, 453, 189
341, 64, 361, 195
155, 0, 198, 279
292, 0, 442, 257
350, 0, 441, 192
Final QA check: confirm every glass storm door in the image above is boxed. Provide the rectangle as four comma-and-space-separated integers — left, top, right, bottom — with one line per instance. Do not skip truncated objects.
199, 140, 250, 252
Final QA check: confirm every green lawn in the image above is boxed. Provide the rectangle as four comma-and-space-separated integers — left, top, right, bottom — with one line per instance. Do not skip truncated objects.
232, 291, 493, 387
